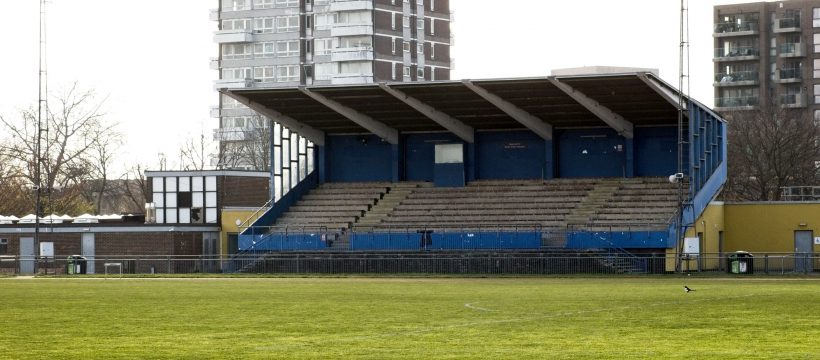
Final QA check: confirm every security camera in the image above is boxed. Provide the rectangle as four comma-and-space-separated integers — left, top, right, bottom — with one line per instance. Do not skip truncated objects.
668, 173, 685, 184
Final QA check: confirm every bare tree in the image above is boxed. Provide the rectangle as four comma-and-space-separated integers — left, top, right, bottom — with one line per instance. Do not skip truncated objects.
0, 82, 117, 215
722, 103, 820, 201
214, 117, 271, 171
179, 130, 209, 171
121, 163, 150, 213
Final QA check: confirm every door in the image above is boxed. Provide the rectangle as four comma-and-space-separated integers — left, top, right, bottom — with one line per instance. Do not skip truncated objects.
19, 237, 34, 274
794, 230, 813, 273
81, 233, 95, 274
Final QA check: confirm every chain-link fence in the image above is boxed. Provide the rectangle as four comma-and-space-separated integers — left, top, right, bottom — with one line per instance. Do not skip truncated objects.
1, 252, 817, 276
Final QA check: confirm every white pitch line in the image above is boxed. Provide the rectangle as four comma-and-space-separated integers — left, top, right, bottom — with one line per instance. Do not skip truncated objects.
464, 302, 497, 312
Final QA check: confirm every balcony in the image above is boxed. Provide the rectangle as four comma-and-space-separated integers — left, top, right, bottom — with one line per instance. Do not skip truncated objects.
331, 74, 374, 85
209, 8, 219, 21
209, 57, 220, 70
714, 96, 759, 110
713, 21, 759, 37
781, 93, 806, 108
779, 43, 804, 57
714, 71, 759, 86
775, 69, 802, 83
330, 23, 374, 37
213, 128, 250, 142
329, 0, 373, 12
773, 17, 801, 33
213, 29, 253, 43
331, 46, 374, 62
210, 106, 221, 118
714, 46, 759, 61
213, 78, 254, 90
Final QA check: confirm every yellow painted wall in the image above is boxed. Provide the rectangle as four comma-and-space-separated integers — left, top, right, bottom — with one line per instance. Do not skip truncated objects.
723, 202, 820, 254
666, 202, 726, 271
220, 209, 256, 257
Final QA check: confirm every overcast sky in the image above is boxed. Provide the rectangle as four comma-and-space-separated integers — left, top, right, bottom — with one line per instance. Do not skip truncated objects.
0, 0, 745, 173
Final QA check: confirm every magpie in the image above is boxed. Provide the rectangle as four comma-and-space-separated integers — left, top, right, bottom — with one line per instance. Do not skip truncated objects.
683, 285, 694, 293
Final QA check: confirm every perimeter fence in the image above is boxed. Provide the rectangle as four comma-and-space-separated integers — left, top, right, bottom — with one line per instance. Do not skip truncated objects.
0, 252, 817, 276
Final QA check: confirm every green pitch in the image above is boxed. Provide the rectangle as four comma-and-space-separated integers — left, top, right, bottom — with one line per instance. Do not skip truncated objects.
1, 277, 818, 359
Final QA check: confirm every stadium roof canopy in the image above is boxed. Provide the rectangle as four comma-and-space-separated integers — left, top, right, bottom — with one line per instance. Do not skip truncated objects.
223, 72, 695, 146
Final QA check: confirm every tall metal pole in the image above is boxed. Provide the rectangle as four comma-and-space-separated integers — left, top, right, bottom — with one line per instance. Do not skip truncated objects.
675, 0, 690, 272
35, 0, 48, 271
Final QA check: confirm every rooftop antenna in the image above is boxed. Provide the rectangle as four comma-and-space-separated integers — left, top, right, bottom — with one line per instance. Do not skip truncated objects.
34, 0, 49, 272
675, 0, 691, 272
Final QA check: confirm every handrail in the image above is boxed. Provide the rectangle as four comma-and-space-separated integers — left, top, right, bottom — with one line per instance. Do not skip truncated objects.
238, 198, 273, 233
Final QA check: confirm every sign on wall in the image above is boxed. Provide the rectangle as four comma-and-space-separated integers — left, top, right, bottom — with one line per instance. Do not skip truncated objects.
39, 242, 54, 257
683, 237, 700, 255
814, 237, 820, 245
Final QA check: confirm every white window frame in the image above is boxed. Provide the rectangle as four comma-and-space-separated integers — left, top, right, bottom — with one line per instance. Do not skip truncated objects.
430, 18, 435, 35
277, 15, 299, 32
430, 43, 435, 59
223, 67, 252, 80
222, 18, 251, 31
254, 17, 275, 33
417, 43, 423, 54
403, 66, 410, 78
277, 65, 300, 82
254, 42, 275, 58
253, 0, 274, 9
417, 19, 424, 30
254, 66, 275, 82
403, 41, 410, 52
315, 38, 332, 55
277, 40, 300, 57
276, 0, 298, 7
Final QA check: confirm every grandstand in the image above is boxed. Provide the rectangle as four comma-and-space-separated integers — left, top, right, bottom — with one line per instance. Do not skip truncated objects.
225, 72, 726, 273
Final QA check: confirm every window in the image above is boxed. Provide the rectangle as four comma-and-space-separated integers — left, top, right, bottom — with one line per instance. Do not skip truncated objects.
276, 0, 298, 7
403, 16, 410, 27
315, 13, 333, 30
277, 40, 300, 57
254, 42, 275, 58
430, 0, 435, 11
254, 66, 275, 82
254, 17, 275, 33
403, 41, 410, 52
430, 18, 435, 35
814, 59, 820, 78
392, 38, 397, 54
222, 18, 251, 31
417, 67, 424, 78
417, 19, 424, 30
391, 13, 397, 30
315, 63, 335, 80
223, 67, 252, 80
391, 63, 397, 80
430, 43, 435, 59
253, 0, 274, 9
403, 66, 410, 78
277, 15, 299, 32
814, 85, 820, 104
417, 43, 423, 54
222, 44, 253, 60
227, 0, 251, 11
814, 8, 820, 27
277, 65, 300, 82
314, 38, 332, 55
814, 33, 820, 53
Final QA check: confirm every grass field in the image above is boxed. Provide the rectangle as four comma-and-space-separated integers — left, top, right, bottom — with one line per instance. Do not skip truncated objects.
1, 276, 819, 359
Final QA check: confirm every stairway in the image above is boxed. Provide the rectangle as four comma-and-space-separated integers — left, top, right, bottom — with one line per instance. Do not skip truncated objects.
565, 179, 621, 227
354, 183, 427, 229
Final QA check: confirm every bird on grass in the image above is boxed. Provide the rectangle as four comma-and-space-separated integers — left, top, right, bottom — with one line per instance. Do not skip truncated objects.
683, 285, 695, 293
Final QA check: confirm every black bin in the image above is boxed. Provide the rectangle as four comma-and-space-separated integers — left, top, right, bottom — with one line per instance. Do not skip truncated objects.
66, 255, 88, 275
727, 251, 753, 274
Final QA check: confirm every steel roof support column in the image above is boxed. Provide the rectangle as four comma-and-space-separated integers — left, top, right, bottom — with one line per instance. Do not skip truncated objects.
224, 91, 326, 146
547, 77, 634, 139
462, 80, 553, 140
298, 87, 399, 145
378, 83, 475, 143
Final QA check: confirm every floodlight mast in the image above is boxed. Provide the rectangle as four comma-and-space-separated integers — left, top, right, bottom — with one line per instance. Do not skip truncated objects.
35, 0, 49, 272
675, 0, 690, 273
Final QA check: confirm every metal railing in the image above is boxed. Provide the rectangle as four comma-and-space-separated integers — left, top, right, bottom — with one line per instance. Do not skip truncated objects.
2, 253, 814, 276
714, 46, 759, 58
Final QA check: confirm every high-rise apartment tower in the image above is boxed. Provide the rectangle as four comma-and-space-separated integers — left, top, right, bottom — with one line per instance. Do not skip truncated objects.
210, 0, 453, 169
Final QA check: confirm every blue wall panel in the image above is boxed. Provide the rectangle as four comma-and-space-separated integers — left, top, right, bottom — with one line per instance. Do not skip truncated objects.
565, 231, 672, 249
350, 232, 423, 250
557, 128, 626, 178
403, 133, 461, 182
434, 163, 465, 187
476, 130, 545, 179
326, 135, 393, 182
239, 232, 328, 251
635, 126, 677, 177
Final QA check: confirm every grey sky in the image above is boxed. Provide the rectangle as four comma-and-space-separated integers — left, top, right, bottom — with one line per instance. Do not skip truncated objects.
0, 0, 743, 172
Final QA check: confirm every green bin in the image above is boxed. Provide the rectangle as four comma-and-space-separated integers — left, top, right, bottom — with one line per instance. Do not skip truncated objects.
727, 251, 754, 274
66, 256, 75, 275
